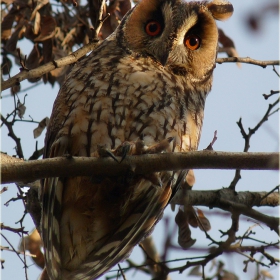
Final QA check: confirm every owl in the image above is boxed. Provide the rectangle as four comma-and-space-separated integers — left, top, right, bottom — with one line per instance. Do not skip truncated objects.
41, 0, 233, 279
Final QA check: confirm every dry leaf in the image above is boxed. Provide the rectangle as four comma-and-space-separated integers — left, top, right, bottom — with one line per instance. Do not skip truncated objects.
119, 0, 131, 16
17, 100, 26, 119
33, 11, 41, 35
260, 270, 274, 279
175, 208, 196, 249
19, 229, 45, 269
218, 28, 240, 67
33, 117, 49, 138
1, 56, 12, 75
197, 208, 211, 232
42, 38, 53, 63
11, 83, 21, 95
61, 27, 76, 47
221, 270, 239, 280
5, 18, 25, 52
30, 0, 49, 21
1, 11, 16, 40
1, 0, 15, 5
188, 266, 202, 277
34, 16, 56, 42
185, 169, 195, 187
184, 205, 198, 228
24, 24, 38, 42
49, 48, 70, 85
26, 44, 41, 69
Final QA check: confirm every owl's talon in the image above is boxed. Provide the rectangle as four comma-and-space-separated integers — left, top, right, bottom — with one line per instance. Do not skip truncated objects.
97, 145, 119, 162
144, 173, 163, 187
118, 143, 132, 163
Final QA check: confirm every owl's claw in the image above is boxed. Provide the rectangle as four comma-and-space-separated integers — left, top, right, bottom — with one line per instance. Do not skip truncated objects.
97, 145, 119, 163
120, 143, 131, 163
94, 138, 173, 187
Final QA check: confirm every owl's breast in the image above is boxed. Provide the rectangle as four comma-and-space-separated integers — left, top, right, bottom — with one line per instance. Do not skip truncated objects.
50, 52, 205, 158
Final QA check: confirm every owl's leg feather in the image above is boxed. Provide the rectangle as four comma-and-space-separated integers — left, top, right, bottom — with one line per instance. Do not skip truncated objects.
145, 137, 174, 154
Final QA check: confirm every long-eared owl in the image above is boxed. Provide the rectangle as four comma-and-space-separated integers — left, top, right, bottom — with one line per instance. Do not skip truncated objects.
41, 0, 233, 279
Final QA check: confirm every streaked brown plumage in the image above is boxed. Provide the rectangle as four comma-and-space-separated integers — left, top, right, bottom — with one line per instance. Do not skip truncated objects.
41, 0, 233, 279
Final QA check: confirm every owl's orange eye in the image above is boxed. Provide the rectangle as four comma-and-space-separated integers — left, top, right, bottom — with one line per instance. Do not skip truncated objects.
184, 35, 201, 50
145, 21, 162, 36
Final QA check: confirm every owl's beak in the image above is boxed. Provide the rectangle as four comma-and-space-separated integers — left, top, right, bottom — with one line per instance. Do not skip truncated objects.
156, 52, 169, 66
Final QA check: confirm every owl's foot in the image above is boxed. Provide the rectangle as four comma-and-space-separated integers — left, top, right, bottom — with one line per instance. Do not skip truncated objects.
96, 145, 119, 162
113, 137, 174, 186
92, 138, 174, 186
113, 137, 174, 158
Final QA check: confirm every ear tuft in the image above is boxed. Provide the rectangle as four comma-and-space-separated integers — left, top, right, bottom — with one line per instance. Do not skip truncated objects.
207, 0, 233, 21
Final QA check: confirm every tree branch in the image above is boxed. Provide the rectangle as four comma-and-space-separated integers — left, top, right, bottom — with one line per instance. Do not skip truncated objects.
1, 40, 100, 92
172, 189, 280, 208
2, 55, 279, 92
216, 57, 279, 68
1, 151, 278, 184
173, 189, 279, 234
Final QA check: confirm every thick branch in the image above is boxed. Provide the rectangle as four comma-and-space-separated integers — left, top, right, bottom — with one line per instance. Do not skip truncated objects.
1, 151, 278, 184
173, 189, 279, 234
172, 189, 280, 208
216, 57, 279, 68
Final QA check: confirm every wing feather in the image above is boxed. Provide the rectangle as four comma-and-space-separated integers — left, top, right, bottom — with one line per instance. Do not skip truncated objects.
64, 170, 187, 280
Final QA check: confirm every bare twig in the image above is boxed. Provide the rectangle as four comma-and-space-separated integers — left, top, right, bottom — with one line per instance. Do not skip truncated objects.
0, 246, 36, 258
272, 65, 280, 77
216, 57, 279, 68
1, 223, 28, 235
263, 90, 279, 100
1, 114, 24, 159
204, 130, 218, 150
229, 97, 280, 190
118, 264, 127, 280
0, 233, 26, 266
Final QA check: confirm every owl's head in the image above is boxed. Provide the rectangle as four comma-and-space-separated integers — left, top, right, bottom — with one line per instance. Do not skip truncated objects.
117, 0, 233, 78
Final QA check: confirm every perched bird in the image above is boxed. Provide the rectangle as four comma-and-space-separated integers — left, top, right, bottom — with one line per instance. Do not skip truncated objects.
41, 0, 233, 279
